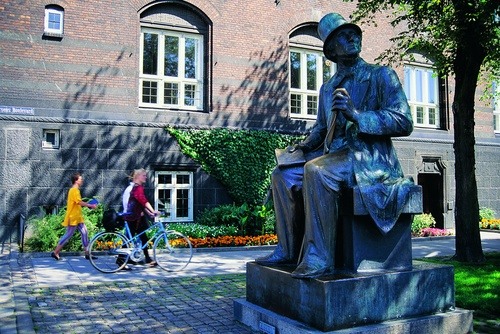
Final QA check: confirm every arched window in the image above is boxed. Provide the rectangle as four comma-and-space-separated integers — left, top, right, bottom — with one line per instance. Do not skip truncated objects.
403, 54, 447, 129
139, 3, 210, 111
289, 24, 336, 119
44, 5, 64, 36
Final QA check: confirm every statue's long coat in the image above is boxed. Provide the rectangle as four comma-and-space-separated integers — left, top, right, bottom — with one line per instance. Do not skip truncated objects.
302, 58, 414, 233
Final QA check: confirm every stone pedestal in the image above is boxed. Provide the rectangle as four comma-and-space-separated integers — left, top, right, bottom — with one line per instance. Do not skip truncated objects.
234, 184, 473, 332
235, 262, 473, 332
234, 299, 473, 334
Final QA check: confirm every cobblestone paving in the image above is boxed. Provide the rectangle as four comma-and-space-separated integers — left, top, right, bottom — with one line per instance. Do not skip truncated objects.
26, 274, 256, 334
0, 251, 16, 334
4, 233, 499, 334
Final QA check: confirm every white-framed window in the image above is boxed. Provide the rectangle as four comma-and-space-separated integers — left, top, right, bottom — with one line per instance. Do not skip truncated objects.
44, 6, 64, 35
155, 171, 193, 222
139, 28, 203, 110
42, 129, 60, 149
289, 48, 335, 119
404, 64, 440, 128
494, 81, 500, 133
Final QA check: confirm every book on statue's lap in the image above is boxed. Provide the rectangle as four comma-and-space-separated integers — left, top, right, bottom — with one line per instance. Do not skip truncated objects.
275, 148, 306, 167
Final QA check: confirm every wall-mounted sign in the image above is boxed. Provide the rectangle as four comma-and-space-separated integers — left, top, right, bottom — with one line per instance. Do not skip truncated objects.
0, 106, 35, 115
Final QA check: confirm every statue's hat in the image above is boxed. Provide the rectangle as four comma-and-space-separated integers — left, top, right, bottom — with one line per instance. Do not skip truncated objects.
318, 13, 362, 61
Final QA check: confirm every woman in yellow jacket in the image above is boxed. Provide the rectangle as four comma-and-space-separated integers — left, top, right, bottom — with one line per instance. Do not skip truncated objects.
51, 172, 97, 260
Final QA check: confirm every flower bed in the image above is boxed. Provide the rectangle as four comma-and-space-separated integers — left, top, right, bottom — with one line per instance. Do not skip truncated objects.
172, 234, 278, 248
419, 227, 454, 237
480, 219, 500, 230
185, 229, 461, 248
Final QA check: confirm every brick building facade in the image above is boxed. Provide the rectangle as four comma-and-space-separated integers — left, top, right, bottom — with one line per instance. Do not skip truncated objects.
1, 0, 499, 242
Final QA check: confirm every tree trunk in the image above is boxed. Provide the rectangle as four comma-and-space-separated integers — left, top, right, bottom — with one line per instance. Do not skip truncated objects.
451, 42, 485, 263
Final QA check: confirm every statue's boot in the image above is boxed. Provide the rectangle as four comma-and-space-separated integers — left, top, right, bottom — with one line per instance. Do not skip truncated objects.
255, 244, 296, 265
291, 261, 333, 279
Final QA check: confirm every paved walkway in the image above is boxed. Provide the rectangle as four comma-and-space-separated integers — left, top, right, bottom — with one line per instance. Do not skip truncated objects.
1, 232, 499, 334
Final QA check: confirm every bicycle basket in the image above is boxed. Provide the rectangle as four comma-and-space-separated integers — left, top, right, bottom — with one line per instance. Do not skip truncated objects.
101, 209, 125, 232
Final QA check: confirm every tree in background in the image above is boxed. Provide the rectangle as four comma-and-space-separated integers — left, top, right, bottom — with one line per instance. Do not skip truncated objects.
345, 0, 499, 262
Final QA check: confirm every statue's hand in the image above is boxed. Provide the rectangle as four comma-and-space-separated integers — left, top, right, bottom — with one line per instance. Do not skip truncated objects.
333, 88, 360, 123
287, 143, 309, 153
287, 144, 300, 153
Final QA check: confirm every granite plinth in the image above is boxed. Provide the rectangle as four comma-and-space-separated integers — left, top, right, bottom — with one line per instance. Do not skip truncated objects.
234, 299, 473, 334
245, 261, 456, 331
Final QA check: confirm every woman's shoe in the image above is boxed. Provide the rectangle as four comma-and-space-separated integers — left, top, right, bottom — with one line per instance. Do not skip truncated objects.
116, 258, 132, 270
50, 252, 61, 261
145, 258, 158, 267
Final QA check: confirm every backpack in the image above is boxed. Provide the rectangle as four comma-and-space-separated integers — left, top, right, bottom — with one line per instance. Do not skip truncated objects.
101, 208, 124, 232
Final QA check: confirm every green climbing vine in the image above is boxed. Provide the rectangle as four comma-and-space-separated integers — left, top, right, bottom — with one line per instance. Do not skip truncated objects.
167, 127, 302, 205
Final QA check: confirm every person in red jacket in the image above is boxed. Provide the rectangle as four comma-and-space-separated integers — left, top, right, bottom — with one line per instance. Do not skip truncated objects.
125, 169, 159, 266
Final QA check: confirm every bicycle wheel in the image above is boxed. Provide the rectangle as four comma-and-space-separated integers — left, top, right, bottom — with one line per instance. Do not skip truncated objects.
89, 232, 130, 273
153, 231, 193, 272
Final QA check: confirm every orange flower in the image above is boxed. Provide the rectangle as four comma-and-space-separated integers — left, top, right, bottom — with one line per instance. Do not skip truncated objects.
187, 234, 278, 248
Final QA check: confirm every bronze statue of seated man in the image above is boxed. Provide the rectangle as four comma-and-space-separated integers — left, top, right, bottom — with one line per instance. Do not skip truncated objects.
256, 12, 414, 279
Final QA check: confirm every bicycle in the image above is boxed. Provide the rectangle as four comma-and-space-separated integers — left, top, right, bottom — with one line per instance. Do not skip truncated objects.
88, 214, 193, 273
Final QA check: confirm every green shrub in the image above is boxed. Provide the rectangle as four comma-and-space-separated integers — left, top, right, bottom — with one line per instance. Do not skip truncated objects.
195, 204, 243, 227
411, 213, 436, 236
24, 200, 104, 252
254, 203, 276, 235
166, 223, 240, 238
479, 207, 496, 220
195, 202, 276, 236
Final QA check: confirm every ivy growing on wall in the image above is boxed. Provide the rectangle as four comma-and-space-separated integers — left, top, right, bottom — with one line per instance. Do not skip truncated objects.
167, 127, 302, 205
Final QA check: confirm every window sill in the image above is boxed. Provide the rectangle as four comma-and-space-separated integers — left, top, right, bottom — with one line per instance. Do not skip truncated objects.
42, 32, 63, 39
138, 106, 206, 113
289, 114, 317, 120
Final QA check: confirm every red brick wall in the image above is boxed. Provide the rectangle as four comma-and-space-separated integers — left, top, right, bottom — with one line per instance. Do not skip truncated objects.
0, 0, 495, 136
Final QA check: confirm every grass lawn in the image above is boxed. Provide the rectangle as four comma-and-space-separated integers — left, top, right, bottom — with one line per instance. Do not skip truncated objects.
420, 252, 500, 333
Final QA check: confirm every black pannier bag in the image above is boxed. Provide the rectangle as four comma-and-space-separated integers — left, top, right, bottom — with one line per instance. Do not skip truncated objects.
101, 208, 125, 232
